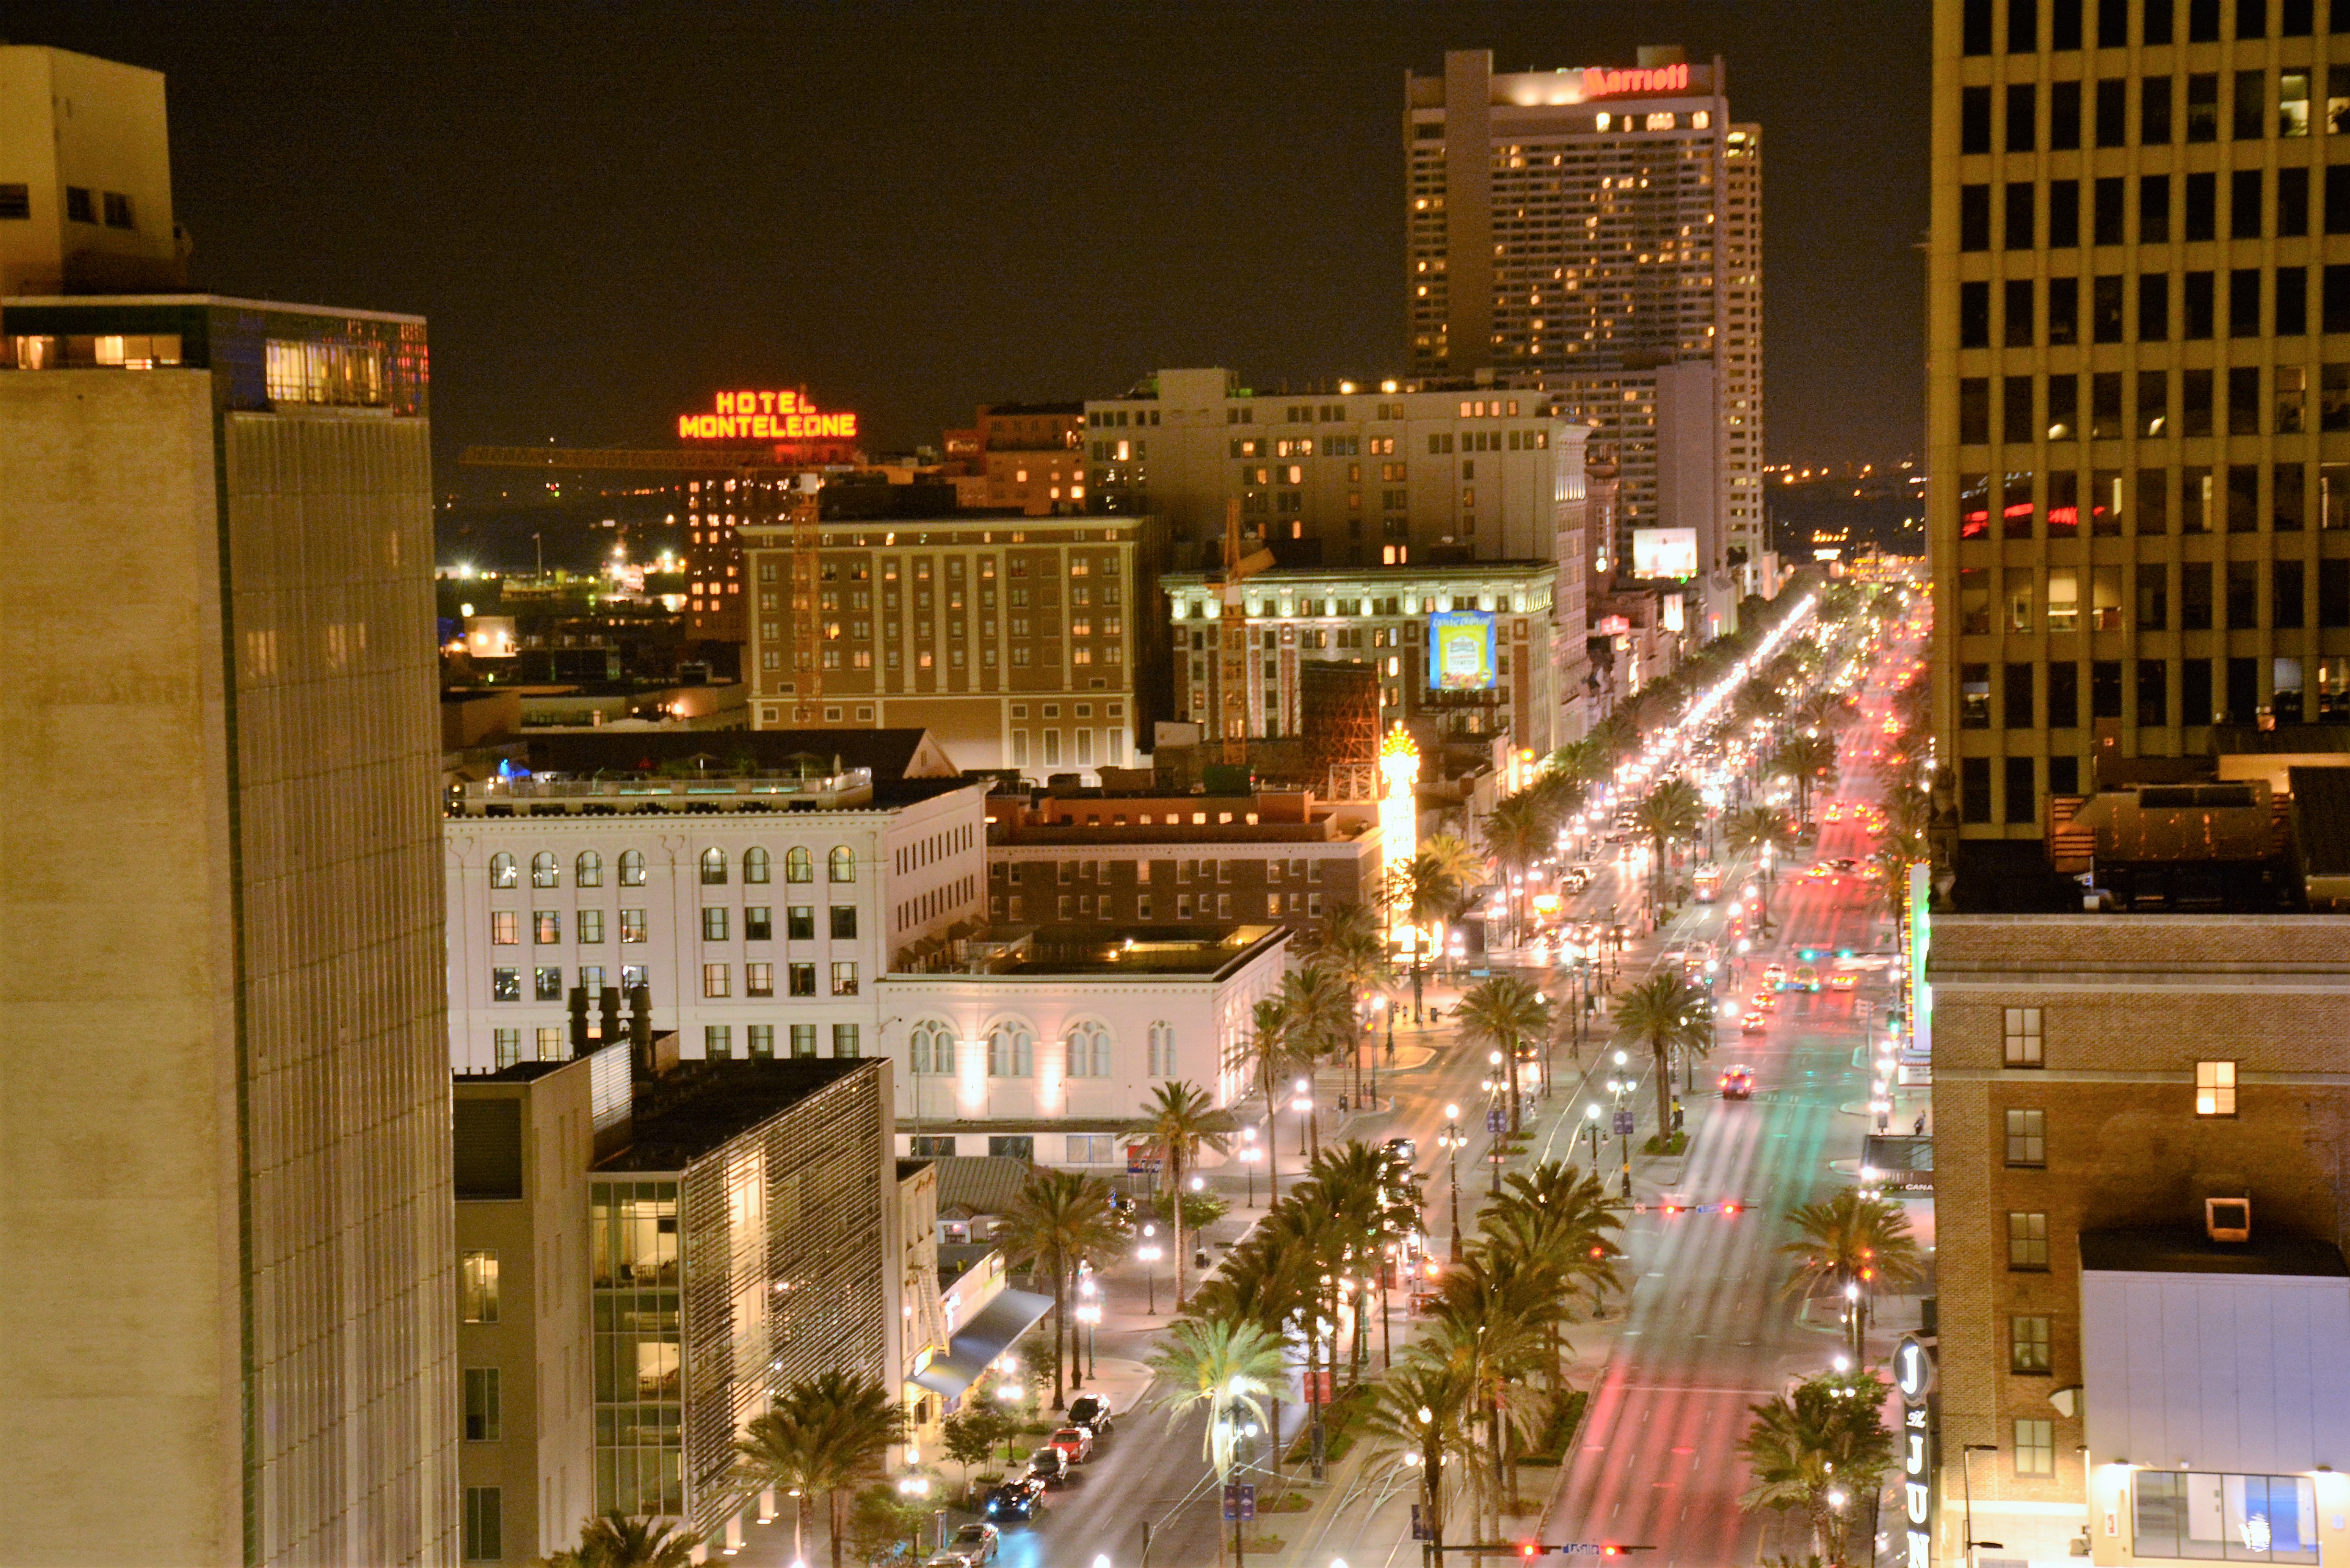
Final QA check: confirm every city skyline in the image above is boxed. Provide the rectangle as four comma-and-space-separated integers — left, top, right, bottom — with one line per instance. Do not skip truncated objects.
11, 2, 1929, 475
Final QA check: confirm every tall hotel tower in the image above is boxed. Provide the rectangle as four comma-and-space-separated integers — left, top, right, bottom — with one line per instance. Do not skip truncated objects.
1930, 0, 2350, 871
0, 47, 456, 1565
1406, 48, 1767, 612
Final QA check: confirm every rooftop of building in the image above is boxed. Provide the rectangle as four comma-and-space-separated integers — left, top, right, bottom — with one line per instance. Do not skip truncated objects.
453, 1059, 578, 1085
980, 401, 1083, 417
934, 1156, 1035, 1219
894, 924, 1287, 982
896, 1158, 935, 1182
2081, 1227, 2350, 1278
739, 513, 1148, 541
504, 727, 962, 782
597, 1057, 877, 1173
2, 293, 425, 326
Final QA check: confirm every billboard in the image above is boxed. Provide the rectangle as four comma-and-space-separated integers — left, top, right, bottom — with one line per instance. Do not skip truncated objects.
1632, 526, 1699, 580
1427, 610, 1497, 690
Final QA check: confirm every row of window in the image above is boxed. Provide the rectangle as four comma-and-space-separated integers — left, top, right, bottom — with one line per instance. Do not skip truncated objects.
701, 1023, 861, 1058
1000, 890, 1324, 922
489, 905, 858, 944
1962, 0, 2334, 54
1959, 465, 2350, 543
1957, 266, 2350, 355
1960, 558, 2350, 642
485, 846, 857, 889
1957, 367, 2350, 454
1961, 69, 2331, 155
909, 1132, 1125, 1165
1961, 712, 2331, 820
488, 961, 860, 1001
1963, 652, 2350, 734
905, 1017, 1182, 1078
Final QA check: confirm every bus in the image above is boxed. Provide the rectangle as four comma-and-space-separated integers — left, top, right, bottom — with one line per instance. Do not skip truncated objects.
1693, 865, 1723, 903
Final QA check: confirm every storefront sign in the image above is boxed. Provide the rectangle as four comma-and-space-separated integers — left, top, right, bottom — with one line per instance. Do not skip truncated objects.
1896, 1335, 1937, 1568
1583, 62, 1691, 97
678, 389, 858, 442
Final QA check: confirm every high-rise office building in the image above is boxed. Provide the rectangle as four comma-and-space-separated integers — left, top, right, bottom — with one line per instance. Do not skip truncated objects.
0, 47, 454, 1566
1405, 48, 1767, 606
1929, 0, 2350, 871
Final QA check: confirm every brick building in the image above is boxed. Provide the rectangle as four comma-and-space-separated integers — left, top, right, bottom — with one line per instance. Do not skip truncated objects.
1927, 913, 2350, 1567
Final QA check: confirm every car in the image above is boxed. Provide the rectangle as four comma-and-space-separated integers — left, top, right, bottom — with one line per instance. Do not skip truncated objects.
950, 1524, 1001, 1563
1048, 1425, 1096, 1463
1829, 972, 1858, 992
1764, 963, 1787, 990
1749, 989, 1776, 1011
1793, 965, 1821, 992
1827, 857, 1858, 873
985, 1479, 1044, 1521
1065, 1394, 1115, 1437
1382, 1136, 1418, 1168
1740, 1011, 1768, 1034
1719, 1065, 1756, 1099
1026, 1447, 1069, 1486
926, 1554, 975, 1568
1824, 803, 1842, 822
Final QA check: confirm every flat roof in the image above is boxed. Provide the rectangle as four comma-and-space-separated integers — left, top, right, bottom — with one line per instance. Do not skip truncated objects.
3, 293, 425, 325
513, 728, 959, 782
597, 1058, 877, 1172
2080, 1227, 2350, 1278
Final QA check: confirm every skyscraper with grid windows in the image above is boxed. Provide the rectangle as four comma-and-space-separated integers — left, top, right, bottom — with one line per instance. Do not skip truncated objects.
1405, 48, 1768, 610
1930, 0, 2350, 875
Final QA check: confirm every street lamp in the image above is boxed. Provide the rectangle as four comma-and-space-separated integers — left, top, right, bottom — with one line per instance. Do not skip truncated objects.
1136, 1225, 1163, 1316
1583, 1102, 1602, 1169
1239, 1126, 1262, 1207
1960, 1444, 2005, 1562
1441, 1103, 1464, 1261
1292, 1077, 1314, 1158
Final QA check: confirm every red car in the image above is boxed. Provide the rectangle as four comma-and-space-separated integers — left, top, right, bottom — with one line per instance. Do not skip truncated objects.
1719, 1065, 1756, 1099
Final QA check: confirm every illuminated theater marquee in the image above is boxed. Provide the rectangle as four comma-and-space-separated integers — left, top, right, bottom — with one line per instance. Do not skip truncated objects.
678, 390, 858, 442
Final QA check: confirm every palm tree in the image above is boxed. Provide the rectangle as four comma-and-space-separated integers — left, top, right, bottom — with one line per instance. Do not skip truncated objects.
1771, 732, 1839, 823
1422, 1264, 1559, 1522
1358, 1355, 1478, 1559
1631, 777, 1704, 912
1483, 1160, 1625, 1321
1421, 831, 1485, 894
1387, 852, 1460, 1022
997, 1168, 1125, 1405
1240, 995, 1308, 1203
1318, 922, 1394, 1104
1132, 1080, 1234, 1311
1482, 792, 1554, 947
1724, 805, 1797, 865
1780, 1189, 1926, 1359
733, 1371, 907, 1568
1277, 964, 1357, 1154
1545, 736, 1610, 788
1145, 1317, 1286, 1484
1185, 1224, 1314, 1475
1615, 970, 1714, 1138
1453, 976, 1551, 1134
1739, 1370, 1895, 1566
542, 1512, 703, 1568
1300, 1139, 1425, 1385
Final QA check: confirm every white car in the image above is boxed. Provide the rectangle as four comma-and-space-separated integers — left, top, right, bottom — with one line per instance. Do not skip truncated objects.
949, 1524, 1000, 1564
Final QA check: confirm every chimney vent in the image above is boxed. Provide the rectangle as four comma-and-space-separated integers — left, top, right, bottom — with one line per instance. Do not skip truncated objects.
2206, 1196, 2252, 1243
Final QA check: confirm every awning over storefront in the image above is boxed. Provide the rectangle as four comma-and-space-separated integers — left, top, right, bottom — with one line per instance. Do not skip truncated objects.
910, 1287, 1054, 1400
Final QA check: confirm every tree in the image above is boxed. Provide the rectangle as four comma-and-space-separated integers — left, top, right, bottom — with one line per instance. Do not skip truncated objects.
1453, 976, 1551, 1135
845, 1485, 932, 1567
1482, 792, 1554, 947
1145, 1317, 1286, 1483
940, 1405, 1014, 1502
1421, 1264, 1560, 1524
1420, 832, 1485, 895
1299, 1139, 1425, 1386
1614, 971, 1713, 1138
541, 1512, 703, 1568
1185, 1222, 1313, 1475
1780, 1189, 1925, 1359
1739, 1370, 1895, 1566
1483, 1159, 1625, 1323
1771, 733, 1839, 823
1387, 852, 1461, 1021
1132, 1080, 1234, 1311
1631, 778, 1704, 912
1276, 964, 1357, 1155
1724, 805, 1797, 869
1318, 921, 1395, 1104
1239, 995, 1309, 1203
733, 1371, 907, 1568
998, 1169, 1125, 1407
1357, 1355, 1478, 1558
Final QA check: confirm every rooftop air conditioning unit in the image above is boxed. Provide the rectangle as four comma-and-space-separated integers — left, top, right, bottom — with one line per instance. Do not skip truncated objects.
2206, 1196, 2251, 1243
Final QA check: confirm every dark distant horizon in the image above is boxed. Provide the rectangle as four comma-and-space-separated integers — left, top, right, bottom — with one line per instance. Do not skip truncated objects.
13, 2, 1930, 482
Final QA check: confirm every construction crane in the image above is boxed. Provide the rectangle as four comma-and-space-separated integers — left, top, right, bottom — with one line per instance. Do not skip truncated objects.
1214, 498, 1276, 765
459, 444, 828, 720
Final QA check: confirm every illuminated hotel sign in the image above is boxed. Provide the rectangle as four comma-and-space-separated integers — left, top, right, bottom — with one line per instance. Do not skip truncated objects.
1895, 1335, 1937, 1568
678, 390, 858, 442
1582, 62, 1690, 97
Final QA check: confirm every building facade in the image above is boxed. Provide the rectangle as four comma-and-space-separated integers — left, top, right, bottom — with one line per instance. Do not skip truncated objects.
0, 292, 456, 1558
739, 513, 1161, 777
1160, 560, 1565, 751
1404, 48, 1766, 597
985, 786, 1381, 943
443, 767, 989, 1071
1928, 913, 2350, 1566
0, 45, 185, 296
1929, 0, 2350, 852
975, 401, 1087, 513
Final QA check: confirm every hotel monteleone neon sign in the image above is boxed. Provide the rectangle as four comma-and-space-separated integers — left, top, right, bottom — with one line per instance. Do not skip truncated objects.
677, 390, 858, 442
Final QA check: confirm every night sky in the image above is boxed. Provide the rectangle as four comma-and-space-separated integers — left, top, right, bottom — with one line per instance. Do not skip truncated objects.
20, 2, 1929, 481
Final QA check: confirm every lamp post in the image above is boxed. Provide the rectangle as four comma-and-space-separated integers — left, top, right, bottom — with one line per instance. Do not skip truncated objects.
1441, 1103, 1464, 1261
1239, 1127, 1262, 1208
1292, 1077, 1314, 1159
1136, 1226, 1162, 1316
1583, 1101, 1603, 1169
1960, 1444, 2005, 1564
1076, 1290, 1101, 1380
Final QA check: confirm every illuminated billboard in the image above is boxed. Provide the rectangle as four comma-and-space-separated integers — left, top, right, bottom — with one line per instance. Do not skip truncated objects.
678, 389, 858, 442
1633, 527, 1699, 580
1427, 610, 1497, 691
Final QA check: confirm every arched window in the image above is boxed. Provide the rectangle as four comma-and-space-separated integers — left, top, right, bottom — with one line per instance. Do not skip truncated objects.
909, 1020, 955, 1077
744, 847, 771, 884
1146, 1020, 1177, 1078
489, 852, 517, 889
699, 848, 728, 886
1064, 1020, 1111, 1079
785, 847, 814, 884
828, 846, 857, 884
531, 851, 560, 889
619, 850, 646, 887
575, 850, 604, 887
987, 1019, 1034, 1078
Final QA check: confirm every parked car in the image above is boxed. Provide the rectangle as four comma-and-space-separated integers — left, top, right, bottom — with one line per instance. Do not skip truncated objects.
1047, 1425, 1096, 1463
926, 1554, 974, 1568
949, 1524, 1000, 1563
1026, 1447, 1068, 1487
1719, 1064, 1755, 1100
985, 1479, 1044, 1521
1065, 1394, 1115, 1437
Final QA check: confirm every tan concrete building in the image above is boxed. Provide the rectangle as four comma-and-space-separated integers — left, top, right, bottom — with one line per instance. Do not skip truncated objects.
0, 285, 455, 1562
1927, 913, 2350, 1567
739, 513, 1160, 777
1929, 0, 2350, 863
0, 46, 185, 296
976, 401, 1087, 513
453, 1058, 604, 1564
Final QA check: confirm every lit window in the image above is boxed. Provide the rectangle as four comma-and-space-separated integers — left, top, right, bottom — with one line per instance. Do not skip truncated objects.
2002, 1006, 2043, 1067
2007, 1211, 2049, 1270
2013, 1419, 2054, 1477
490, 910, 517, 946
702, 963, 730, 998
2010, 1314, 2051, 1374
489, 853, 517, 889
2196, 1060, 2237, 1116
828, 846, 857, 883
700, 848, 728, 885
460, 1250, 499, 1322
619, 850, 646, 886
2005, 1108, 2045, 1167
531, 851, 559, 889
